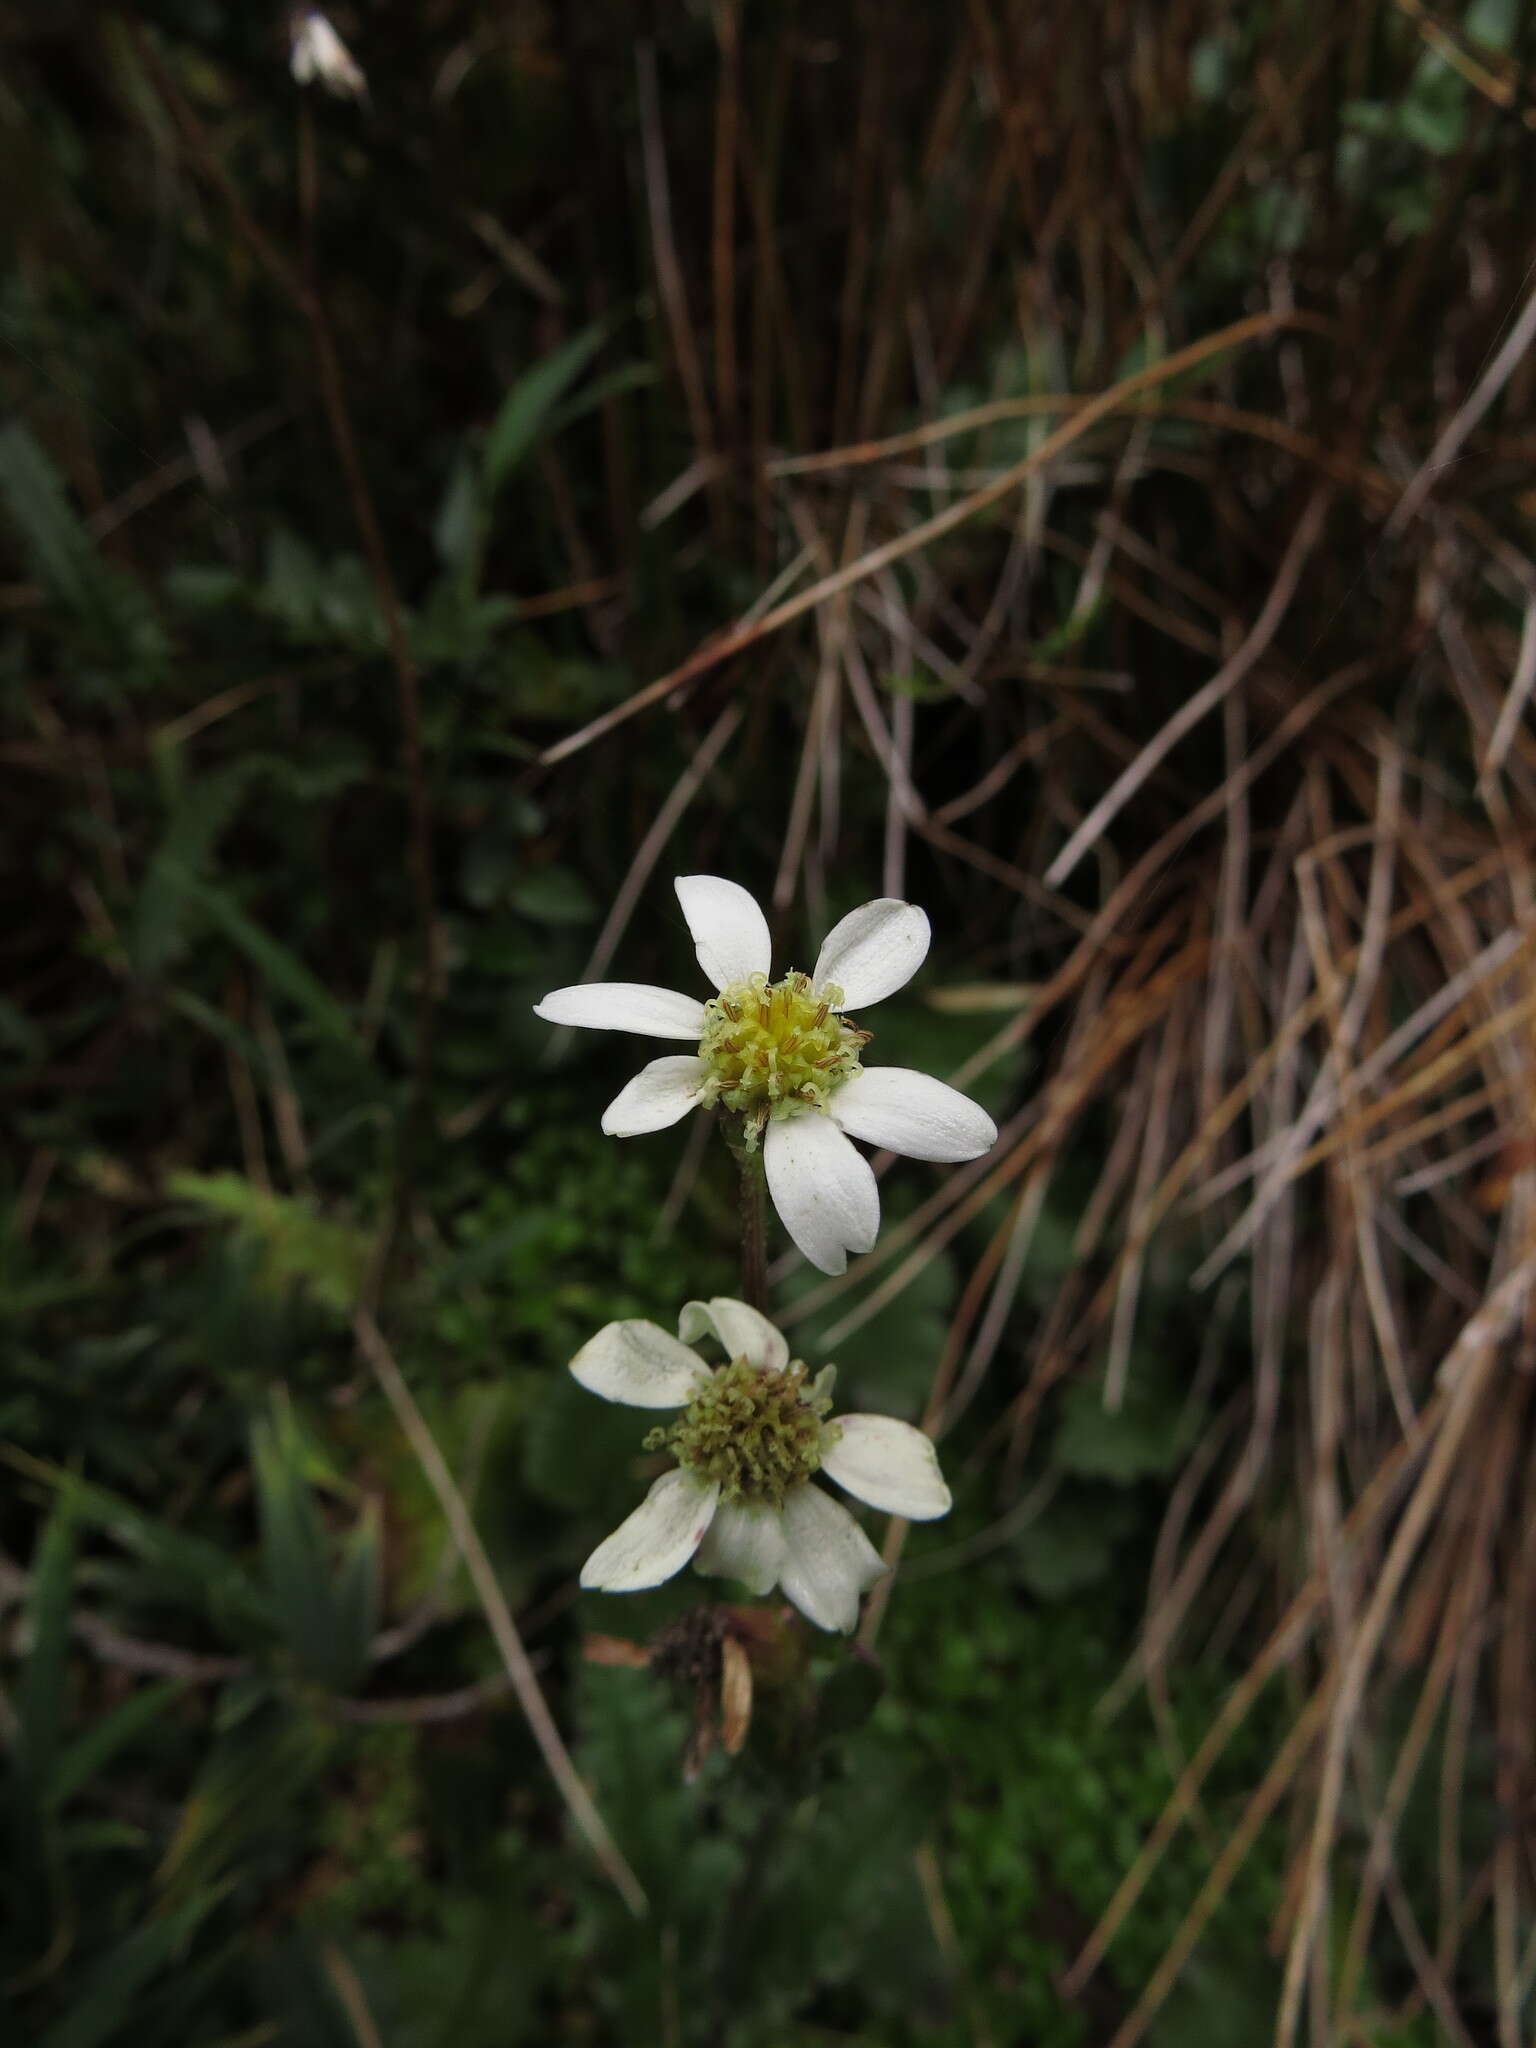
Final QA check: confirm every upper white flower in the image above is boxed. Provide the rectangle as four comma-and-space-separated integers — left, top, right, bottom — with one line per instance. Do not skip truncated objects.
289, 10, 368, 99
534, 876, 998, 1274
571, 1298, 951, 1634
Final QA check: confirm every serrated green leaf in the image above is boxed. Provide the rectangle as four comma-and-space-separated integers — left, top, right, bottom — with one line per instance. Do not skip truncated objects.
168, 1171, 371, 1316
0, 421, 100, 611
0, 422, 169, 685
131, 766, 253, 980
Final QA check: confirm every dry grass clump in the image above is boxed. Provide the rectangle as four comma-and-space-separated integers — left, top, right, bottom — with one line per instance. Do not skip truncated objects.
533, 3, 1536, 2034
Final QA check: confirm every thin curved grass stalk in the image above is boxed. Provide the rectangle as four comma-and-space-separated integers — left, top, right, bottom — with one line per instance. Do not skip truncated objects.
353, 1309, 648, 1918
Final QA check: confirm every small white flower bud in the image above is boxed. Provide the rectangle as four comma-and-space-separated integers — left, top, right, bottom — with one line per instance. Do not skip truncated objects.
289, 10, 367, 101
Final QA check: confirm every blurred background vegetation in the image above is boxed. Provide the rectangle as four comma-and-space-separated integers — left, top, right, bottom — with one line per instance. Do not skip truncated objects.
4, 2, 1535, 2041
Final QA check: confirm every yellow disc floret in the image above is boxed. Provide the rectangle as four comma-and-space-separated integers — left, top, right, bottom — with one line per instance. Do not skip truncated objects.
696, 971, 868, 1134
646, 1354, 841, 1507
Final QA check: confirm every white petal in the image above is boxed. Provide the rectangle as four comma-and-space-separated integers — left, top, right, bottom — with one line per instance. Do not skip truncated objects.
580, 1470, 720, 1592
776, 1484, 887, 1633
533, 982, 706, 1040
692, 1500, 787, 1595
812, 899, 930, 1010
821, 1415, 952, 1520
763, 1113, 880, 1276
829, 1066, 997, 1162
677, 1297, 790, 1372
674, 876, 773, 991
601, 1056, 708, 1137
569, 1321, 710, 1408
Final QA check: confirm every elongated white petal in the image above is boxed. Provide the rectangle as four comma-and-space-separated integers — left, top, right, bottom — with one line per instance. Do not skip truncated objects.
821, 1414, 952, 1519
580, 1470, 720, 1592
693, 1500, 787, 1596
533, 982, 706, 1040
677, 1297, 789, 1372
569, 1320, 710, 1409
812, 899, 930, 1010
776, 1484, 887, 1633
830, 1066, 997, 1162
601, 1056, 708, 1137
763, 1113, 880, 1276
674, 875, 772, 991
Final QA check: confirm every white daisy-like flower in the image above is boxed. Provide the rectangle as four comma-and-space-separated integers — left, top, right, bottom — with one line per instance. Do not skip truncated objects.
571, 1298, 951, 1634
534, 876, 998, 1274
289, 9, 368, 99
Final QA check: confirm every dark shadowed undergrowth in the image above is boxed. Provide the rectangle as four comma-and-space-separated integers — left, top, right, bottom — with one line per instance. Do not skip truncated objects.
3, 3, 1535, 2041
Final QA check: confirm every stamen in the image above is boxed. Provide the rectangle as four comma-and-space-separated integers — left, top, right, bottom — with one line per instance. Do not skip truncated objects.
651, 1355, 839, 1507
696, 969, 868, 1124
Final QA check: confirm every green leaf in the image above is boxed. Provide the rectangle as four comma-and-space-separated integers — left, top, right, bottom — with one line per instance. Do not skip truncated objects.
1010, 1493, 1135, 1599
333, 1497, 383, 1687
540, 358, 656, 439
168, 1171, 372, 1316
252, 1395, 357, 1691
432, 450, 481, 575
0, 423, 169, 685
157, 868, 359, 1046
16, 1484, 80, 1797
1, 1447, 269, 1633
0, 421, 101, 613
507, 867, 597, 926
481, 323, 607, 492
1054, 1372, 1191, 1483
158, 1689, 331, 1902
251, 1392, 376, 1692
51, 1680, 187, 1808
816, 1656, 885, 1741
131, 766, 253, 980
35, 1889, 226, 2048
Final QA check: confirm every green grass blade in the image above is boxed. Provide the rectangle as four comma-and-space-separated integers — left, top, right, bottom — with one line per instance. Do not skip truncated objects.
16, 1484, 81, 1798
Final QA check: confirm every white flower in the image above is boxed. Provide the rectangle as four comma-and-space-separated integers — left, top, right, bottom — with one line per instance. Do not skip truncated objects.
534, 876, 998, 1274
570, 1299, 951, 1634
289, 10, 367, 99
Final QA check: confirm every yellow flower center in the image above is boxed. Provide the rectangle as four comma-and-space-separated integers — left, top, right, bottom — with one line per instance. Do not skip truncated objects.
645, 1355, 841, 1508
696, 971, 868, 1133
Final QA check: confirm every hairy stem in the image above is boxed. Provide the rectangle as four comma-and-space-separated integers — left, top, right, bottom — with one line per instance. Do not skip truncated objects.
738, 1144, 768, 1312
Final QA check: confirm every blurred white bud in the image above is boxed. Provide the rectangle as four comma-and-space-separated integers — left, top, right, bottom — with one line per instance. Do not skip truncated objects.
289, 10, 367, 101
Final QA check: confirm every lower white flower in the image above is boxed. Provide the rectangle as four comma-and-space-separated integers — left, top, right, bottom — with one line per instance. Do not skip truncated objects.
534, 875, 998, 1274
571, 1298, 951, 1634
